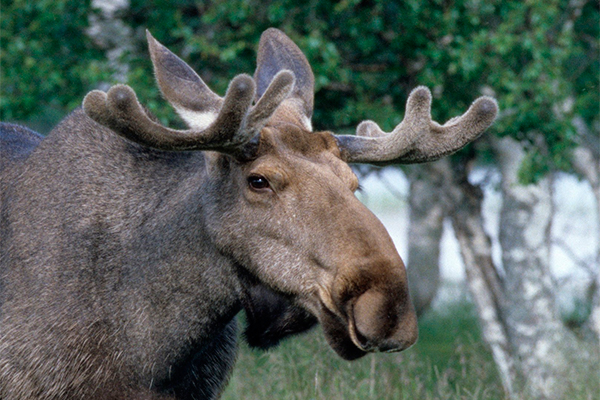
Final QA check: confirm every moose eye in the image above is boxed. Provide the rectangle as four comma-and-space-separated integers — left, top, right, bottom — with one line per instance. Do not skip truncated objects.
247, 175, 270, 191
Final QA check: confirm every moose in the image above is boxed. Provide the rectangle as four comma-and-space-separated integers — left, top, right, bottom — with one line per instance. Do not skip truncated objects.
0, 28, 497, 399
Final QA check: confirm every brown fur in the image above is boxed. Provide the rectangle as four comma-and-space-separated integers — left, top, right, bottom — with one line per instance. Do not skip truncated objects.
0, 28, 496, 399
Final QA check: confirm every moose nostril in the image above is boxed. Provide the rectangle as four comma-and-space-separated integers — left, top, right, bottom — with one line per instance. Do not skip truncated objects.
352, 289, 396, 342
350, 287, 418, 353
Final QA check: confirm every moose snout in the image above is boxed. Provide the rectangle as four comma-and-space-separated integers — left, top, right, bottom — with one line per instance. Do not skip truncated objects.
317, 200, 419, 358
348, 287, 418, 353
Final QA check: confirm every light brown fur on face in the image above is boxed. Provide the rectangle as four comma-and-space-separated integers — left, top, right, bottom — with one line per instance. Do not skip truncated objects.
217, 121, 418, 359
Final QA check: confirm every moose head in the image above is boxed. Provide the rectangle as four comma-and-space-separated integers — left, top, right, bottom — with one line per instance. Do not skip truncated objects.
83, 28, 497, 360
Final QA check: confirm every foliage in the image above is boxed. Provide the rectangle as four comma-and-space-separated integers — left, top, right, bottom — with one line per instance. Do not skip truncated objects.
1, 0, 598, 176
0, 0, 112, 131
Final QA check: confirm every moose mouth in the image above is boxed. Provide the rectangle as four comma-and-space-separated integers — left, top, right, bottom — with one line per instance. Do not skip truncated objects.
240, 277, 417, 360
317, 301, 370, 360
315, 288, 418, 360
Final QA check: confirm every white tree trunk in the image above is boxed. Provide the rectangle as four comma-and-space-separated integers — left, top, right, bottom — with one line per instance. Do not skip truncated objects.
441, 138, 597, 399
443, 158, 516, 397
494, 136, 581, 399
571, 116, 600, 342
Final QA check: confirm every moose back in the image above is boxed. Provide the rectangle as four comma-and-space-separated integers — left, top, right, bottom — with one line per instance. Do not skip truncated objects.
0, 29, 497, 399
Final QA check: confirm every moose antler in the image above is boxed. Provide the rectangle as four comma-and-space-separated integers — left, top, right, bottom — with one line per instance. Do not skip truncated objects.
335, 86, 498, 165
83, 31, 295, 154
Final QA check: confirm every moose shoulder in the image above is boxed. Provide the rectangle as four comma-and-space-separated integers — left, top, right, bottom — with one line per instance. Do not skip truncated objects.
0, 28, 497, 399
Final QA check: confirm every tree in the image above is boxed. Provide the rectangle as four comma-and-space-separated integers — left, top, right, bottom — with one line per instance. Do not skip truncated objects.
405, 162, 446, 317
442, 3, 599, 398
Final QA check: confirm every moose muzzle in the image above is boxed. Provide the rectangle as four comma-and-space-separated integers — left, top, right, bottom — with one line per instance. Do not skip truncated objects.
318, 263, 418, 360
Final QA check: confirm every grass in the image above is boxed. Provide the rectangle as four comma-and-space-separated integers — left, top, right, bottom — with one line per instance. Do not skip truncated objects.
222, 286, 600, 400
222, 296, 507, 400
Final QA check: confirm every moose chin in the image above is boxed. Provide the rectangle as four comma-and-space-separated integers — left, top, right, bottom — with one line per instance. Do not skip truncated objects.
0, 28, 497, 399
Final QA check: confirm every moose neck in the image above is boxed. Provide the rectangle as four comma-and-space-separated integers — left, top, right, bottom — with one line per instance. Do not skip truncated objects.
11, 110, 245, 382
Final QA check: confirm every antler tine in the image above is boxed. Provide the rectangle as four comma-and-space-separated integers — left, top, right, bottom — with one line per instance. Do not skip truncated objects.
246, 70, 295, 132
336, 86, 498, 165
84, 30, 296, 155
83, 74, 256, 152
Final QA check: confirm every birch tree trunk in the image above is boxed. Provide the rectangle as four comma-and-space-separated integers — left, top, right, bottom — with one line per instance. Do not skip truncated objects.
406, 163, 445, 316
442, 158, 516, 397
441, 140, 597, 398
493, 136, 584, 399
571, 116, 600, 342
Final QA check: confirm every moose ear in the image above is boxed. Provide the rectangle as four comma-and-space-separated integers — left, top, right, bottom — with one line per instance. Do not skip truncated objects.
146, 30, 223, 130
254, 28, 315, 131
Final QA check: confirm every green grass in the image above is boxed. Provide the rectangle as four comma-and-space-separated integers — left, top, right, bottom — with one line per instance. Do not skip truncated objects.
222, 299, 507, 400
